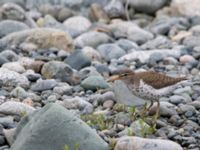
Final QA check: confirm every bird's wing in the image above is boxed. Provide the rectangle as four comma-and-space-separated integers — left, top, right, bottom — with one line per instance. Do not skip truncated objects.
136, 71, 187, 89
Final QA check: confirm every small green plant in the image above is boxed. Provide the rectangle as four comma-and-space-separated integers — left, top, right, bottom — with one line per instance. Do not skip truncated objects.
128, 105, 138, 121
113, 103, 126, 112
108, 138, 117, 150
63, 143, 79, 150
127, 127, 134, 136
81, 114, 114, 130
63, 145, 69, 150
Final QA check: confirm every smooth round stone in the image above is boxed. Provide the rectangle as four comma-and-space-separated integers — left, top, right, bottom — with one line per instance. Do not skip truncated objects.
64, 50, 91, 70
64, 16, 92, 37
179, 55, 196, 64
173, 86, 192, 95
179, 104, 196, 114
0, 20, 29, 38
0, 68, 29, 88
61, 96, 93, 114
53, 84, 72, 95
128, 0, 168, 14
2, 62, 26, 73
104, 0, 125, 19
31, 79, 58, 92
163, 57, 178, 65
74, 31, 111, 48
41, 61, 76, 83
24, 70, 41, 82
116, 39, 139, 52
81, 75, 109, 91
103, 100, 114, 108
115, 136, 183, 150
114, 112, 131, 126
185, 111, 194, 117
11, 86, 28, 99
82, 46, 102, 62
169, 95, 187, 105
1, 3, 25, 21
97, 44, 126, 62
0, 101, 35, 116
57, 7, 74, 22
0, 50, 18, 61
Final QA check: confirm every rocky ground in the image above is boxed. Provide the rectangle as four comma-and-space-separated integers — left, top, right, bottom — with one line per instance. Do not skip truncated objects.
0, 0, 199, 150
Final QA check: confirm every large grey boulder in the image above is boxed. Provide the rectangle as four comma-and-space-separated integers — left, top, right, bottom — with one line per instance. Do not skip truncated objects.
10, 103, 108, 150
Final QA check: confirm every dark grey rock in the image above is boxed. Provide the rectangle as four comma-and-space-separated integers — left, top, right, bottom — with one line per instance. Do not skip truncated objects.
31, 79, 57, 92
0, 50, 19, 62
10, 103, 108, 150
97, 43, 126, 62
0, 20, 29, 38
41, 61, 75, 83
128, 0, 168, 14
64, 50, 91, 70
81, 75, 109, 91
0, 55, 9, 66
116, 39, 139, 52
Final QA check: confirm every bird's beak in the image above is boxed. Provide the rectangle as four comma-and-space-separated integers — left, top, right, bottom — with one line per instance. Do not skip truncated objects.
107, 75, 120, 82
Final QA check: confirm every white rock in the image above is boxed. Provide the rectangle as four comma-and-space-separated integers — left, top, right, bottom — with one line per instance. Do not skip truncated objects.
2, 62, 26, 73
115, 136, 183, 150
119, 49, 181, 63
0, 101, 35, 115
64, 16, 92, 37
0, 68, 29, 88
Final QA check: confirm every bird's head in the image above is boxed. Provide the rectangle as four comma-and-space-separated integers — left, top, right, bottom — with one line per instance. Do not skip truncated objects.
107, 69, 135, 82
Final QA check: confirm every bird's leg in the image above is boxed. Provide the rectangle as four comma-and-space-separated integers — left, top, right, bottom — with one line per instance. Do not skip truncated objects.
146, 100, 153, 112
139, 102, 148, 119
152, 99, 160, 129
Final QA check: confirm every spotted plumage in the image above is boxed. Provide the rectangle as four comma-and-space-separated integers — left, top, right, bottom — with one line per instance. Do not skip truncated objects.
107, 69, 187, 119
109, 69, 187, 101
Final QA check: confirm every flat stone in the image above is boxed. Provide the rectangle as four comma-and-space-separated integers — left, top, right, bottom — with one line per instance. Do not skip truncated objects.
0, 101, 35, 116
31, 79, 57, 92
115, 136, 183, 150
74, 31, 111, 48
81, 75, 109, 90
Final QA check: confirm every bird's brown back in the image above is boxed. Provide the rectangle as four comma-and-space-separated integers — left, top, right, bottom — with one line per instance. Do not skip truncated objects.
134, 71, 187, 89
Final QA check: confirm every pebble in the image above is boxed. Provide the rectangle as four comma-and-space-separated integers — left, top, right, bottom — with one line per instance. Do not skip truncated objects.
41, 61, 75, 82
63, 16, 92, 37
81, 75, 109, 91
97, 43, 126, 62
64, 50, 91, 70
31, 79, 58, 92
2, 62, 26, 73
115, 136, 183, 150
0, 68, 29, 88
103, 100, 114, 109
74, 31, 111, 48
0, 101, 35, 116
